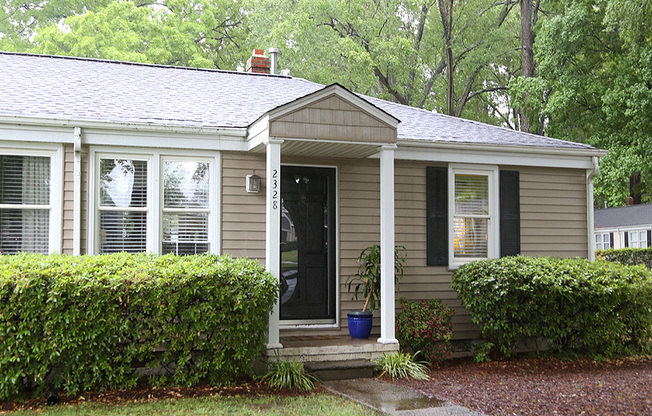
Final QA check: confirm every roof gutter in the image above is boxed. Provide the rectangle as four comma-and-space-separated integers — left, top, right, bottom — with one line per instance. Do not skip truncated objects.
397, 138, 608, 158
0, 114, 248, 138
587, 156, 600, 261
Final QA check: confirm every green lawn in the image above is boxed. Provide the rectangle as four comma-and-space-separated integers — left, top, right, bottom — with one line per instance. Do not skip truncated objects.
8, 394, 378, 416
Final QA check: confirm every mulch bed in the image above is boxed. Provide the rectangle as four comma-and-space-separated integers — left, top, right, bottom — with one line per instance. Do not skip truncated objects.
392, 355, 652, 416
0, 380, 323, 413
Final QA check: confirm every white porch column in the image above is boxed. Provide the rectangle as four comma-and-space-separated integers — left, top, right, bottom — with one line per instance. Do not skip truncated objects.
378, 145, 398, 345
266, 138, 284, 349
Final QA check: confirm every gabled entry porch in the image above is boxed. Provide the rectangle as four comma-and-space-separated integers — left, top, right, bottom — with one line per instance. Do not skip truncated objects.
246, 84, 401, 356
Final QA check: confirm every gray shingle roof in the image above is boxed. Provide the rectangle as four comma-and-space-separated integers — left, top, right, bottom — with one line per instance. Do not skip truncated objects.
594, 204, 652, 229
0, 52, 594, 150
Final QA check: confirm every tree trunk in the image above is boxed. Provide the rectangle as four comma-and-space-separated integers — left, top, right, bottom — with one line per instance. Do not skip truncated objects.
438, 0, 455, 116
519, 0, 535, 132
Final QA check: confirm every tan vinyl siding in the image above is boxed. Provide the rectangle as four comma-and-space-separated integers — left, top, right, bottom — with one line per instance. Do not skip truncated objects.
221, 152, 266, 261
62, 144, 74, 254
61, 144, 89, 254
518, 166, 588, 258
270, 95, 396, 144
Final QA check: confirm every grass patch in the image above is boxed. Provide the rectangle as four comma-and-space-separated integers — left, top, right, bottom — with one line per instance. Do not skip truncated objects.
7, 394, 377, 416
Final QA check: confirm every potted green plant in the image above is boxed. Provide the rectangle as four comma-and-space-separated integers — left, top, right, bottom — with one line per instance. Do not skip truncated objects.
346, 244, 406, 339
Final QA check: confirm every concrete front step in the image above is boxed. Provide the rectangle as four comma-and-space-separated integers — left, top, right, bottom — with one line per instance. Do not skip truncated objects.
265, 337, 399, 363
305, 359, 376, 381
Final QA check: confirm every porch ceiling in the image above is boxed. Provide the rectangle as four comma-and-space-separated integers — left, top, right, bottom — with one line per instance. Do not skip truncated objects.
250, 139, 382, 159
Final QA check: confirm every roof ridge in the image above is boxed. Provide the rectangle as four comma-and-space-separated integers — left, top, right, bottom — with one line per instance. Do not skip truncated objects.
0, 51, 293, 79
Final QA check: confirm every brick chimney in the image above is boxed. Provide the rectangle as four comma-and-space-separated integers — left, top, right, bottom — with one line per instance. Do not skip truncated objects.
626, 196, 635, 206
246, 49, 270, 74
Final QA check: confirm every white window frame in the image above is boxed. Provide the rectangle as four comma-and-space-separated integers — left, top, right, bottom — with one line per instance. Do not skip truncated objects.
159, 155, 216, 255
0, 143, 62, 254
628, 229, 647, 249
595, 232, 611, 250
448, 164, 499, 268
88, 147, 220, 255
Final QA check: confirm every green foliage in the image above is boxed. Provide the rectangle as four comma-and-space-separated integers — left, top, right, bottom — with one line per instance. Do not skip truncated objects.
0, 253, 278, 401
396, 298, 454, 365
374, 351, 429, 380
346, 245, 406, 312
451, 256, 652, 358
260, 354, 316, 391
597, 247, 652, 269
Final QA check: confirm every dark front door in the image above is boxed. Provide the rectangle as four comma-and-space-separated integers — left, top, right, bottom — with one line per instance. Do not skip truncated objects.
280, 166, 336, 322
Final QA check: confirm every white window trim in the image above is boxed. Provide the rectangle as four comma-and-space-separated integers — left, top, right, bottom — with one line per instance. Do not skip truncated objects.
448, 164, 499, 269
595, 232, 611, 250
628, 229, 648, 249
159, 155, 216, 255
0, 143, 63, 254
88, 146, 220, 255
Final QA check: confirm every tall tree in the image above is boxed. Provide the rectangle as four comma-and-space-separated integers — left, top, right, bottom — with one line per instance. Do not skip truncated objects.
4, 0, 248, 69
247, 0, 520, 123
515, 0, 652, 206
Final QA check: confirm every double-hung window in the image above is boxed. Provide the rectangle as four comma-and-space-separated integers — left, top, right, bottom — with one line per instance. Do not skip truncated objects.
0, 148, 61, 254
93, 151, 217, 255
448, 165, 499, 267
628, 230, 648, 248
595, 233, 611, 250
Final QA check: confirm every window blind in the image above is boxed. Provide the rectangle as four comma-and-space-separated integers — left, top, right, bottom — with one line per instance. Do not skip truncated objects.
0, 155, 50, 254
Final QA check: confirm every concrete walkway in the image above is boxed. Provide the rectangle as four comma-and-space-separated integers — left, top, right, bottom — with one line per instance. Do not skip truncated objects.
324, 378, 486, 416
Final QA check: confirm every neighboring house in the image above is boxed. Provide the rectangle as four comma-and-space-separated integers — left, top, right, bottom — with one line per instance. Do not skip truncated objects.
594, 203, 652, 249
0, 50, 606, 348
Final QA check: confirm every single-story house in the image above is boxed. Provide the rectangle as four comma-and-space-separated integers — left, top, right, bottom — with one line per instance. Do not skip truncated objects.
0, 50, 606, 352
594, 202, 652, 249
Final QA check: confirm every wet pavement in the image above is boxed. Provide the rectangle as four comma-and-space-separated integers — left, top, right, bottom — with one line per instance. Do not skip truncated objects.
324, 378, 486, 416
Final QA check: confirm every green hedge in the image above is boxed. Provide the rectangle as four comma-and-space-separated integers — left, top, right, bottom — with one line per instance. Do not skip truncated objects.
451, 256, 652, 357
596, 247, 652, 269
0, 253, 278, 401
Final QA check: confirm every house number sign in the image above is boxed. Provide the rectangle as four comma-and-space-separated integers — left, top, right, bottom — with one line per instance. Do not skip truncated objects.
271, 168, 279, 210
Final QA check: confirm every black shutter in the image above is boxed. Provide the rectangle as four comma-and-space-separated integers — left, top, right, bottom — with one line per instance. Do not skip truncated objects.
500, 170, 520, 257
609, 232, 614, 248
624, 232, 629, 247
426, 167, 448, 266
647, 230, 651, 248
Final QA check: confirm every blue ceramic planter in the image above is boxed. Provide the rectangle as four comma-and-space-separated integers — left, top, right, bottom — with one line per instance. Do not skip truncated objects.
347, 311, 373, 339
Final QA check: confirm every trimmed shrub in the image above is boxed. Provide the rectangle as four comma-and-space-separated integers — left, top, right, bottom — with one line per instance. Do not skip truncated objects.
597, 247, 652, 269
396, 298, 454, 365
0, 253, 278, 401
451, 256, 652, 357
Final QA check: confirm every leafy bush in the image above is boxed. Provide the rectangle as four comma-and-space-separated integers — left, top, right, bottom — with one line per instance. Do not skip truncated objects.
452, 256, 652, 357
597, 247, 652, 269
260, 353, 316, 391
396, 298, 454, 365
0, 253, 278, 401
375, 351, 429, 380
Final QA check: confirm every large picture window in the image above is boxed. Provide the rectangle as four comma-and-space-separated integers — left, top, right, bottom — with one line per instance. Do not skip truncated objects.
0, 155, 51, 254
92, 151, 217, 255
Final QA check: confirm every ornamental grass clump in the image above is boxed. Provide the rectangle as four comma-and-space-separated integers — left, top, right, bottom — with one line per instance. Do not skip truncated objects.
375, 351, 429, 380
260, 354, 317, 391
396, 298, 454, 365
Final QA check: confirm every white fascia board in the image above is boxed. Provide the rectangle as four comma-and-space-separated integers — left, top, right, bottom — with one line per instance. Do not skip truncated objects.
81, 128, 248, 151
596, 225, 652, 232
393, 142, 606, 169
0, 123, 76, 143
247, 115, 270, 150
0, 115, 247, 147
268, 84, 400, 129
